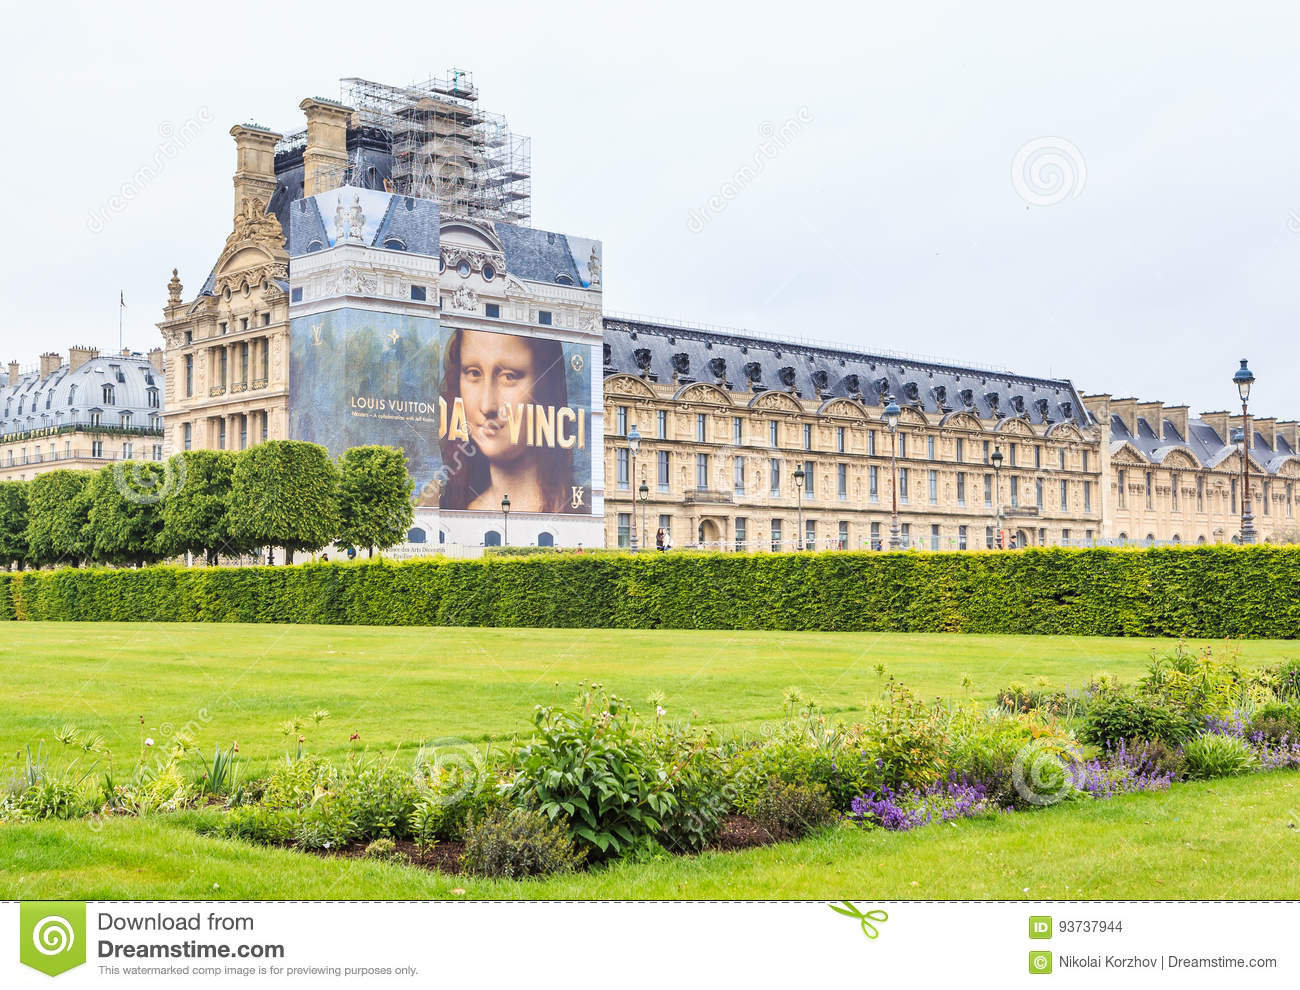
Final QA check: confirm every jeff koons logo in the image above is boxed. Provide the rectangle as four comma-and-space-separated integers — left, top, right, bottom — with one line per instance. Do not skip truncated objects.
20, 902, 86, 976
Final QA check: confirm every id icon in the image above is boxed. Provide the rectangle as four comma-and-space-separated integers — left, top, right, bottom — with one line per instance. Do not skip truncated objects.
1029, 916, 1052, 939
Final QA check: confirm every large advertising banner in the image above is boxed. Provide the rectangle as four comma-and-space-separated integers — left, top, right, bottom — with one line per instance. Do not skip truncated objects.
290, 312, 593, 515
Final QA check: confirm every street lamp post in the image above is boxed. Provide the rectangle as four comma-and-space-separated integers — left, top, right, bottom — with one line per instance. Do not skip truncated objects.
884, 398, 901, 550
991, 446, 1004, 548
793, 464, 805, 550
626, 424, 642, 549
638, 479, 650, 552
1233, 359, 1257, 544
501, 493, 510, 547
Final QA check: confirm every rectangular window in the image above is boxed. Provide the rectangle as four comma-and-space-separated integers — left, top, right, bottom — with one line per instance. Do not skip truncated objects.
240, 317, 248, 331
183, 422, 192, 451
1231, 476, 1238, 512
1086, 528, 1094, 542
986, 525, 995, 549
770, 519, 782, 552
658, 514, 672, 543
957, 472, 966, 506
837, 463, 848, 500
983, 440, 990, 463
1035, 478, 1044, 510
1062, 528, 1071, 544
805, 519, 815, 551
930, 524, 940, 551
871, 521, 881, 550
802, 460, 815, 498
696, 453, 709, 490
217, 419, 226, 450
734, 457, 745, 495
617, 513, 631, 548
538, 310, 552, 326
956, 438, 964, 462
869, 465, 879, 501
657, 450, 669, 492
984, 474, 993, 508
838, 520, 849, 549
769, 420, 778, 447
868, 430, 877, 456
241, 343, 249, 384
1060, 479, 1068, 510
733, 417, 742, 445
1082, 450, 1089, 472
616, 447, 630, 489
836, 426, 846, 453
1145, 471, 1153, 510
927, 436, 936, 460
1118, 468, 1127, 508
899, 467, 909, 504
616, 406, 627, 435
1197, 476, 1205, 512
184, 355, 193, 397
1263, 481, 1271, 515
696, 413, 707, 443
1034, 446, 1041, 469
1059, 448, 1066, 471
899, 433, 907, 458
261, 413, 268, 442
958, 525, 968, 550
803, 423, 812, 450
658, 409, 668, 438
900, 522, 911, 546
1171, 473, 1179, 511
290, 287, 303, 303
928, 469, 938, 505
410, 285, 427, 301
92, 440, 103, 458
1010, 476, 1019, 508
769, 458, 780, 496
1008, 445, 1017, 468
1038, 527, 1047, 546
485, 302, 500, 318
1083, 480, 1091, 513
735, 517, 747, 552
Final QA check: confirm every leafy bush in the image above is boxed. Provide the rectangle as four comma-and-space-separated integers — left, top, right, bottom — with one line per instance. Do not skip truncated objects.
410, 748, 501, 846
995, 683, 1079, 718
861, 681, 947, 792
649, 722, 730, 854
1140, 646, 1258, 719
1079, 694, 1198, 748
460, 807, 585, 879
748, 779, 835, 841
942, 710, 1036, 807
363, 837, 406, 863
337, 758, 420, 841
1184, 734, 1260, 780
1270, 659, 1300, 700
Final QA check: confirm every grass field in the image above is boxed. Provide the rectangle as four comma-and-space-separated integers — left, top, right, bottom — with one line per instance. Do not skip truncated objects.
3, 623, 1296, 770
3, 622, 1298, 900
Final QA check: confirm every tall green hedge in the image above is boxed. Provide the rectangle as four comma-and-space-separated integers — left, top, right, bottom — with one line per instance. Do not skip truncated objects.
1, 545, 1298, 638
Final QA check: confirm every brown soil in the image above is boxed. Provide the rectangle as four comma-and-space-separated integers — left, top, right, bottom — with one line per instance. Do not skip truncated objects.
708, 814, 780, 851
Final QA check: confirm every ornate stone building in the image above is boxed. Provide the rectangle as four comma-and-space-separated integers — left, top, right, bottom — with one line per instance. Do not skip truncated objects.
0, 347, 165, 482
601, 318, 1104, 551
1083, 394, 1300, 544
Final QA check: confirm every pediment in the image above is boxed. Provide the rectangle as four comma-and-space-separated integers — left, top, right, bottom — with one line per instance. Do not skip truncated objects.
603, 374, 657, 399
748, 390, 803, 413
994, 416, 1035, 437
1045, 422, 1083, 441
817, 397, 870, 420
675, 382, 734, 406
938, 410, 983, 432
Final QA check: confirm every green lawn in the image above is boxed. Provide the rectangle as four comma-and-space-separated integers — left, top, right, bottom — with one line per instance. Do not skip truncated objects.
3, 623, 1295, 769
2, 771, 1296, 899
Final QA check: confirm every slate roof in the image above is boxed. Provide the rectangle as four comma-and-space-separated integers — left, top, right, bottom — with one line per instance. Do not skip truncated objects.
602, 317, 1091, 428
0, 355, 162, 439
1110, 410, 1299, 474
496, 223, 585, 286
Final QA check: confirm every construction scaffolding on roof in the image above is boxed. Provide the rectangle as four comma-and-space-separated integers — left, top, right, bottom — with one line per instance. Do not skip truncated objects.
334, 71, 532, 224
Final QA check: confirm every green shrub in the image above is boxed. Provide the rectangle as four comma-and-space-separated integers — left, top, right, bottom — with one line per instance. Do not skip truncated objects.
1184, 734, 1259, 780
1122, 738, 1187, 781
410, 747, 501, 846
362, 837, 406, 863
1266, 660, 1300, 701
995, 683, 1079, 718
1247, 702, 1300, 744
942, 711, 1037, 807
8, 545, 1300, 639
460, 807, 585, 879
650, 726, 731, 854
1079, 694, 1198, 748
337, 758, 420, 841
748, 778, 835, 841
862, 681, 947, 792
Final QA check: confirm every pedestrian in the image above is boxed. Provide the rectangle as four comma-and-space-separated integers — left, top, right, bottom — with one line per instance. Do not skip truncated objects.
663, 529, 673, 552
656, 528, 665, 551
321, 552, 329, 562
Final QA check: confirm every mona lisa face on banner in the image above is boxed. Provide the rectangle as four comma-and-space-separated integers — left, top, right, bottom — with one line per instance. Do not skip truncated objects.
290, 311, 593, 515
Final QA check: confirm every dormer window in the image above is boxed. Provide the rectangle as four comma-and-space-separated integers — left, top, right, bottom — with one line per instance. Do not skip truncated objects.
147, 387, 159, 408
67, 384, 76, 406
102, 384, 115, 405
120, 412, 132, 428
554, 274, 575, 286
90, 411, 102, 426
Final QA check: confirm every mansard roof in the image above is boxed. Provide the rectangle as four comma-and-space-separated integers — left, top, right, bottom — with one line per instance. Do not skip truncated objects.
0, 354, 161, 438
602, 317, 1091, 428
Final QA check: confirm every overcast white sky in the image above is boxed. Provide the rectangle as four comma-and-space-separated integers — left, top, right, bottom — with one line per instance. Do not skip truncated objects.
3, 0, 1297, 418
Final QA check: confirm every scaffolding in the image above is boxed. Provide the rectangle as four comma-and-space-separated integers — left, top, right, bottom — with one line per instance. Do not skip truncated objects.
305, 71, 534, 224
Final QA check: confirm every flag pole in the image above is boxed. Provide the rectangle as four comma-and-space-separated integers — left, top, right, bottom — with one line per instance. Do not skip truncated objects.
119, 291, 125, 354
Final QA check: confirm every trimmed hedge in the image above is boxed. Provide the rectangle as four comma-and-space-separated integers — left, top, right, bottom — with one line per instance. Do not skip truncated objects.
2, 545, 1299, 637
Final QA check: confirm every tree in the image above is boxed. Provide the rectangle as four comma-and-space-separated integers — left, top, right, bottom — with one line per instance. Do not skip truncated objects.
158, 450, 247, 565
229, 441, 340, 564
336, 446, 415, 557
0, 480, 30, 570
25, 470, 94, 567
85, 464, 170, 567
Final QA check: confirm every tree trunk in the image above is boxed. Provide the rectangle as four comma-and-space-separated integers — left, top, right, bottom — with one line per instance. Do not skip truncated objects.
284, 548, 294, 565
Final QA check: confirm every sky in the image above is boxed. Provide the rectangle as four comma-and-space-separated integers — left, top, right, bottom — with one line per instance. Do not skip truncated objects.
2, 0, 1297, 419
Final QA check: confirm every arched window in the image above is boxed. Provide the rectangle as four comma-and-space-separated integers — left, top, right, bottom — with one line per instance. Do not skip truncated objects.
102, 384, 115, 405
1197, 535, 1207, 544
438, 531, 446, 545
67, 384, 76, 406
483, 530, 502, 547
407, 527, 427, 544
1171, 534, 1181, 544
537, 532, 555, 547
554, 274, 575, 286
384, 238, 406, 251
1145, 533, 1156, 544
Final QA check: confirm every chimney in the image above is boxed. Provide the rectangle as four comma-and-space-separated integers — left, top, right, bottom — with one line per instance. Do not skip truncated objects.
1228, 413, 1247, 447
1109, 397, 1139, 437
1081, 393, 1111, 429
68, 346, 99, 373
7, 361, 18, 387
1199, 411, 1231, 446
1136, 400, 1164, 439
298, 98, 352, 197
230, 124, 283, 219
147, 347, 165, 374
1253, 416, 1278, 451
39, 352, 62, 378
1277, 420, 1299, 454
1163, 404, 1189, 442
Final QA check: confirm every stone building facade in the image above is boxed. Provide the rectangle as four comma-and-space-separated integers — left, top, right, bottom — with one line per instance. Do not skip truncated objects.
0, 347, 165, 482
601, 318, 1105, 551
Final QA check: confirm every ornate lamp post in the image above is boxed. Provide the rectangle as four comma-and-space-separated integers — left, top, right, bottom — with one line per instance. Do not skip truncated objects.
991, 445, 1004, 548
638, 479, 650, 552
1233, 359, 1257, 544
501, 493, 510, 547
884, 398, 901, 550
793, 464, 805, 550
626, 424, 642, 549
